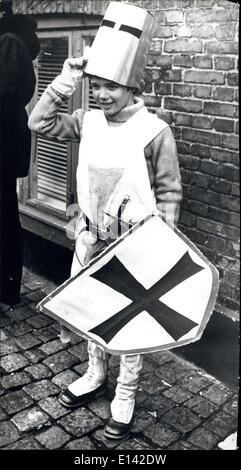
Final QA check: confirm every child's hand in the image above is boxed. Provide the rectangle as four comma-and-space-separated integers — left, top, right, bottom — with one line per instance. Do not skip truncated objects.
61, 56, 88, 84
51, 48, 90, 97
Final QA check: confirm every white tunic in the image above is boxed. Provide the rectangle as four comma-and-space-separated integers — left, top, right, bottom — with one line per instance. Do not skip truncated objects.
76, 106, 168, 229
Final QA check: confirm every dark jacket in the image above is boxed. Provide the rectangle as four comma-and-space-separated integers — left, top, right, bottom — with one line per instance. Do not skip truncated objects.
0, 14, 40, 177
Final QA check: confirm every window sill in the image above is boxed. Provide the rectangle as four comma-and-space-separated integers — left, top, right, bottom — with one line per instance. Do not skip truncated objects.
19, 203, 75, 251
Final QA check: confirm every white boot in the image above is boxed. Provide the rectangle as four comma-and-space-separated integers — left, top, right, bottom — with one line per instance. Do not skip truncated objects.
68, 340, 109, 396
110, 354, 143, 424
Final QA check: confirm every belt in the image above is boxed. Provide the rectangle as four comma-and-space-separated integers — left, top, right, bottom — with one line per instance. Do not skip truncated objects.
83, 213, 132, 243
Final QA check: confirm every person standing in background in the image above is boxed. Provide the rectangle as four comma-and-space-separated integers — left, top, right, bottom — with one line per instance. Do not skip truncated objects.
0, 0, 40, 306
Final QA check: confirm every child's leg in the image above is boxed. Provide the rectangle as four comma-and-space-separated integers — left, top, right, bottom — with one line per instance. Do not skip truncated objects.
59, 340, 109, 407
110, 354, 143, 424
69, 341, 109, 394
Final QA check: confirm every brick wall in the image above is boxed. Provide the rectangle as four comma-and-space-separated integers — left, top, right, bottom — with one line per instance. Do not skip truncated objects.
14, 0, 239, 320
140, 0, 239, 320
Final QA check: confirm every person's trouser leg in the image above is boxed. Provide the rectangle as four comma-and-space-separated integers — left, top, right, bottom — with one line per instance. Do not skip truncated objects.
110, 354, 143, 424
68, 340, 109, 395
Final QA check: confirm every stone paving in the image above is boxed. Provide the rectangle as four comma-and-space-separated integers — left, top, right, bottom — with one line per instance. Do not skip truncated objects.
0, 268, 238, 450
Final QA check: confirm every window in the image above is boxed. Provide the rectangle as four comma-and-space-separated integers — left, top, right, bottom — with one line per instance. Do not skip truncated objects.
35, 36, 69, 212
19, 27, 98, 236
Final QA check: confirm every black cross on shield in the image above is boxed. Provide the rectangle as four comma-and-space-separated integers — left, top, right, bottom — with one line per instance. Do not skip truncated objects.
89, 251, 204, 343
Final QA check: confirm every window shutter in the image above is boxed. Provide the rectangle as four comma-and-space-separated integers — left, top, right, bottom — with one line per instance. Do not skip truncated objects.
36, 37, 69, 211
88, 85, 100, 110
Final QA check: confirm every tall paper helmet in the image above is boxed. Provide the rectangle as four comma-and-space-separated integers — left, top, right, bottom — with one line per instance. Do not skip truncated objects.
85, 2, 155, 89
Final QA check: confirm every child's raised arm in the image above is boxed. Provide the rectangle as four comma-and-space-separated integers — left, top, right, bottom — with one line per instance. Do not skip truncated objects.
28, 56, 88, 142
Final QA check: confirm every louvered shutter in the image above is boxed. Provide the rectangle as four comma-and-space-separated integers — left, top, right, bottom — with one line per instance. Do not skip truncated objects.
88, 85, 100, 110
36, 37, 69, 211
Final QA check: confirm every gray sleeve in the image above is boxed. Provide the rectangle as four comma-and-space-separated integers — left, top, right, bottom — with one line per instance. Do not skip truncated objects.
148, 126, 183, 226
28, 85, 84, 142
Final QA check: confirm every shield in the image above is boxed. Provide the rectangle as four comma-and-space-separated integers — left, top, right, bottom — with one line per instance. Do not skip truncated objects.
37, 214, 219, 355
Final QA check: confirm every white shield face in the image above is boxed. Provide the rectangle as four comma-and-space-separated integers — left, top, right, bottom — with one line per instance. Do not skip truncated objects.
38, 215, 219, 355
85, 2, 155, 88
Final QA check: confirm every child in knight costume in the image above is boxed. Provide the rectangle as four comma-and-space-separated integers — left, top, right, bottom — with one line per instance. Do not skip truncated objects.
29, 2, 182, 440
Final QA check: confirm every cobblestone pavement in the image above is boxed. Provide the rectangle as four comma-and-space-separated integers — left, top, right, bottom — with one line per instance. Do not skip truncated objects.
0, 268, 238, 451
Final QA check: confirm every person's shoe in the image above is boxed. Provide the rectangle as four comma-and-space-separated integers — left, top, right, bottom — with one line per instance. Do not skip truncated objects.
104, 418, 132, 440
59, 380, 107, 409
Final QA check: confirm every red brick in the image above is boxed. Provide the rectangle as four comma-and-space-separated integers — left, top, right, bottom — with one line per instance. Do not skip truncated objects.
204, 42, 238, 54
173, 84, 192, 97
226, 240, 240, 258
179, 211, 196, 227
165, 11, 184, 23
155, 55, 172, 68
196, 217, 239, 241
144, 95, 161, 107
213, 87, 234, 102
164, 40, 202, 53
184, 186, 220, 206
164, 97, 202, 113
185, 71, 225, 85
195, 0, 216, 5
216, 253, 239, 273
234, 89, 239, 102
193, 86, 212, 99
200, 160, 219, 176
142, 1, 159, 9
231, 183, 239, 196
156, 0, 176, 9
210, 148, 239, 165
182, 129, 222, 147
215, 23, 237, 40
187, 200, 208, 217
176, 141, 191, 155
219, 295, 239, 312
193, 56, 212, 69
208, 206, 230, 224
147, 54, 162, 66
150, 40, 163, 53
190, 173, 210, 189
221, 134, 239, 151
230, 212, 240, 228
155, 26, 173, 38
218, 164, 239, 182
173, 55, 191, 68
193, 24, 214, 38
153, 10, 166, 25
160, 69, 182, 81
154, 82, 172, 95
186, 9, 238, 23
227, 73, 239, 86
191, 144, 210, 158
190, 116, 213, 130
145, 81, 153, 94
213, 119, 234, 133
171, 126, 181, 139
176, 0, 192, 6
210, 178, 232, 195
179, 154, 200, 170
175, 25, 193, 38
219, 283, 234, 298
180, 169, 190, 183
220, 195, 239, 212
173, 113, 190, 126
203, 102, 235, 117
235, 121, 239, 134
206, 235, 227, 253
223, 270, 240, 287
214, 57, 236, 71
156, 109, 173, 124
